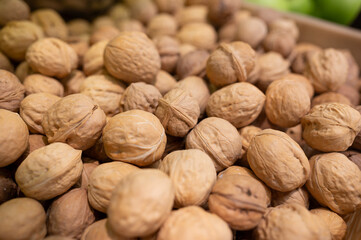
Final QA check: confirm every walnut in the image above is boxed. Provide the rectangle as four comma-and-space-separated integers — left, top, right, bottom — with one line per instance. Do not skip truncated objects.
23, 74, 64, 97
272, 187, 309, 208
154, 0, 184, 14
42, 94, 106, 150
108, 3, 130, 22
0, 70, 25, 112
88, 162, 140, 213
67, 36, 89, 67
236, 17, 267, 48
207, 0, 241, 27
0, 20, 43, 61
238, 125, 262, 167
342, 50, 360, 88
81, 219, 115, 240
116, 19, 145, 32
179, 43, 196, 56
104, 32, 160, 84
31, 9, 68, 40
176, 5, 208, 27
0, 0, 30, 26
154, 70, 177, 95
0, 169, 18, 204
155, 88, 200, 137
208, 174, 268, 230
61, 70, 86, 95
92, 16, 115, 30
26, 38, 78, 79
269, 19, 299, 40
0, 198, 47, 240
90, 26, 120, 45
107, 169, 174, 238
83, 40, 108, 76
247, 129, 310, 192
83, 136, 109, 162
20, 93, 61, 134
120, 82, 162, 114
47, 188, 95, 239
288, 43, 321, 74
285, 124, 303, 144
341, 150, 361, 171
103, 109, 166, 166
0, 50, 14, 72
153, 36, 180, 73
279, 73, 314, 98
302, 103, 361, 152
311, 92, 351, 107
67, 19, 91, 36
336, 84, 360, 106
147, 14, 177, 38
206, 82, 265, 128
157, 206, 232, 240
176, 50, 209, 79
125, 0, 158, 24
17, 134, 48, 164
15, 61, 34, 82
255, 8, 282, 25
206, 42, 256, 87
263, 31, 296, 58
306, 153, 361, 215
344, 209, 361, 240
218, 10, 251, 43
310, 208, 347, 240
75, 161, 99, 190
177, 23, 217, 50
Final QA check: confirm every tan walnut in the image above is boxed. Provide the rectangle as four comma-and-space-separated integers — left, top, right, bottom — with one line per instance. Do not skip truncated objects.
310, 208, 347, 240
0, 70, 25, 112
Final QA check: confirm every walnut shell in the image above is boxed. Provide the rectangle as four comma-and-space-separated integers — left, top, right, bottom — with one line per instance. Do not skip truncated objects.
310, 208, 347, 240
104, 31, 160, 84
157, 206, 232, 240
159, 149, 217, 207
116, 19, 145, 32
83, 40, 108, 76
301, 103, 361, 152
341, 150, 361, 170
207, 0, 241, 27
247, 129, 310, 192
279, 73, 314, 98
23, 74, 64, 97
0, 69, 25, 112
0, 109, 29, 167
263, 31, 296, 58
90, 26, 120, 45
155, 0, 184, 14
176, 50, 209, 79
186, 117, 242, 171
126, 0, 158, 24
343, 209, 361, 240
107, 169, 175, 238
103, 109, 166, 166
81, 219, 117, 240
120, 82, 162, 114
15, 61, 34, 82
155, 88, 200, 137
0, 50, 14, 72
271, 187, 309, 208
288, 43, 321, 74
61, 70, 86, 95
0, 168, 18, 204
177, 5, 208, 27
67, 19, 91, 36
108, 3, 130, 22
0, 198, 47, 240
177, 22, 216, 50
336, 84, 360, 106
15, 143, 83, 200
311, 92, 351, 107
236, 17, 267, 48
31, 9, 68, 40
17, 134, 48, 164
0, 20, 43, 61
153, 36, 180, 73
206, 82, 265, 128
306, 153, 361, 215
343, 50, 360, 88
83, 136, 109, 162
147, 14, 177, 38
26, 38, 78, 79
42, 94, 106, 150
88, 162, 140, 213
269, 19, 299, 40
238, 126, 262, 167
0, 0, 30, 26
154, 70, 177, 95
208, 174, 268, 230
75, 161, 98, 190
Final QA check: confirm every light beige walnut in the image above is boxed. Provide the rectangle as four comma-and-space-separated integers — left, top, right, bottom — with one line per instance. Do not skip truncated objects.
0, 0, 30, 26
0, 50, 14, 72
176, 5, 208, 27
154, 70, 177, 95
238, 126, 262, 167
178, 43, 196, 56
147, 14, 177, 38
20, 93, 60, 134
80, 74, 125, 116
336, 84, 359, 106
0, 21, 43, 61
247, 129, 310, 192
236, 17, 267, 48
104, 31, 160, 84
125, 0, 158, 24
31, 9, 68, 40
0, 109, 29, 167
155, 88, 200, 137
312, 92, 351, 107
272, 188, 309, 208
47, 188, 95, 239
301, 103, 361, 152
263, 32, 296, 58
206, 42, 256, 87
75, 161, 98, 190
288, 43, 321, 74
206, 82, 265, 128
107, 169, 174, 238
0, 69, 25, 111
108, 3, 130, 22
90, 26, 120, 45
306, 153, 361, 215
42, 94, 106, 150
120, 82, 162, 114
17, 134, 48, 163
103, 110, 166, 166
0, 198, 46, 240
15, 61, 34, 82
155, 0, 184, 14
88, 162, 140, 213
157, 206, 232, 240
81, 219, 127, 240
153, 36, 180, 73
15, 143, 83, 200
255, 204, 331, 240
23, 74, 64, 97
279, 73, 314, 98
159, 149, 217, 207
92, 16, 115, 30
310, 208, 347, 240
177, 22, 216, 50
83, 40, 108, 76
176, 50, 209, 79
61, 70, 86, 95
26, 38, 78, 79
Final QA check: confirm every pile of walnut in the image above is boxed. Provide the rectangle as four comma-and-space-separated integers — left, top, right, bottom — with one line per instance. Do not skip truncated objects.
1, 0, 361, 239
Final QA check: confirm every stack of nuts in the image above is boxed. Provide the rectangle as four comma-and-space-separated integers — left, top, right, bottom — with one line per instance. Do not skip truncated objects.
1, 0, 361, 239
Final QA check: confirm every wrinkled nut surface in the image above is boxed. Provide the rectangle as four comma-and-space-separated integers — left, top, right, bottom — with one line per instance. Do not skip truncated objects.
107, 169, 175, 238
154, 70, 177, 95
271, 188, 309, 208
23, 74, 64, 97
186, 117, 242, 171
238, 125, 262, 167
81, 219, 114, 240
157, 206, 232, 240
0, 109, 29, 167
0, 197, 46, 240
155, 88, 200, 137
153, 36, 180, 73
263, 31, 296, 58
208, 174, 268, 230
15, 143, 83, 200
42, 94, 106, 150
120, 82, 162, 114
301, 103, 361, 152
311, 92, 351, 107
288, 43, 322, 74
75, 162, 99, 190
0, 0, 30, 26
26, 38, 78, 79
310, 208, 347, 240
103, 109, 166, 166
104, 31, 160, 84
88, 162, 140, 213
0, 69, 25, 112
61, 70, 86, 96
248, 129, 310, 192
177, 22, 216, 50
147, 14, 177, 38
20, 93, 61, 134
255, 204, 331, 240
206, 41, 256, 87
279, 73, 314, 98
306, 153, 361, 215
0, 50, 14, 72
236, 17, 267, 48
176, 50, 209, 79
159, 149, 217, 207
83, 40, 108, 76
31, 9, 68, 40
80, 74, 125, 116
206, 82, 265, 128
265, 79, 311, 128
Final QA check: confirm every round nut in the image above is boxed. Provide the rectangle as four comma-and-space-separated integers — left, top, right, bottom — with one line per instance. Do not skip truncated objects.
147, 14, 177, 38
61, 70, 86, 95
107, 169, 174, 238
238, 126, 262, 167
126, 0, 158, 24
279, 73, 314, 98
108, 3, 130, 22
177, 5, 208, 27
104, 31, 160, 84
247, 129, 310, 192
311, 208, 347, 240
67, 19, 91, 36
0, 70, 25, 112
154, 70, 177, 95
341, 150, 361, 171
271, 187, 309, 208
81, 219, 114, 240
176, 50, 209, 79
0, 50, 14, 72
154, 0, 184, 14
75, 161, 99, 190
263, 32, 296, 58
207, 0, 241, 27
83, 40, 108, 76
236, 17, 267, 48
15, 143, 83, 200
23, 74, 64, 97
177, 22, 216, 50
311, 92, 351, 107
15, 61, 34, 82
103, 109, 166, 166
31, 9, 68, 40
288, 43, 321, 74
269, 19, 299, 39
153, 36, 180, 73
0, 0, 30, 26
336, 84, 360, 106
90, 26, 120, 45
